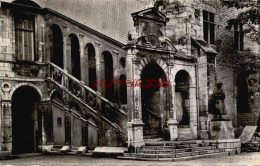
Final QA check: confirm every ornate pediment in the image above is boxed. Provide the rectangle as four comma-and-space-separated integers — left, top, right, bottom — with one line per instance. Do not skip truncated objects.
128, 7, 176, 53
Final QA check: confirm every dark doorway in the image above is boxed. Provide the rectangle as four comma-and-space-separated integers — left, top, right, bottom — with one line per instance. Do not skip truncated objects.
12, 86, 41, 154
50, 24, 63, 68
69, 34, 81, 80
103, 52, 114, 102
119, 74, 127, 105
175, 70, 190, 126
141, 63, 166, 137
237, 73, 250, 113
86, 44, 96, 90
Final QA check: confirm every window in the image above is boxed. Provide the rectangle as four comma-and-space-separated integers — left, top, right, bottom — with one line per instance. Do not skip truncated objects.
57, 117, 62, 127
234, 22, 244, 51
203, 10, 215, 44
15, 15, 35, 61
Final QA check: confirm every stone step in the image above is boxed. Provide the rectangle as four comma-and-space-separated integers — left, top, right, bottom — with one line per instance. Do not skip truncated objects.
143, 135, 161, 139
144, 138, 164, 142
136, 149, 219, 158
135, 151, 231, 161
139, 145, 217, 154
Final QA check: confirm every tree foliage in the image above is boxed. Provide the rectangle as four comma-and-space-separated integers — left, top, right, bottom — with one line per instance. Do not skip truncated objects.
221, 0, 260, 44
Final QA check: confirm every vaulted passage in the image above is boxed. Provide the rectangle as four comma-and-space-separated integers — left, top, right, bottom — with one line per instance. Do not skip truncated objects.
12, 86, 41, 154
141, 63, 167, 137
69, 34, 81, 80
86, 43, 96, 90
119, 74, 127, 105
103, 51, 114, 102
50, 24, 63, 68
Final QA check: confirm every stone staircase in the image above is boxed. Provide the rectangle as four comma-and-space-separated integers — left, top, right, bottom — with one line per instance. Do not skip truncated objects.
46, 62, 127, 142
118, 139, 240, 161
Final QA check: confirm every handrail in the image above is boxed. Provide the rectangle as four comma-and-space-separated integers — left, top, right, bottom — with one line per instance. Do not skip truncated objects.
143, 107, 161, 120
46, 77, 126, 135
48, 62, 127, 117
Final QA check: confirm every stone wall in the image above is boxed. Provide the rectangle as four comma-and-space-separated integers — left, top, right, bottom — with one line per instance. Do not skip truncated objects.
215, 5, 260, 128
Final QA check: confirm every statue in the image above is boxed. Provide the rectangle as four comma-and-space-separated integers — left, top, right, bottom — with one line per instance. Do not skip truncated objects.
209, 83, 227, 120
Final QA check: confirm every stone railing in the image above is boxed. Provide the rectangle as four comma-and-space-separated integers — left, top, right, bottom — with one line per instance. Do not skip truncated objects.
46, 62, 127, 135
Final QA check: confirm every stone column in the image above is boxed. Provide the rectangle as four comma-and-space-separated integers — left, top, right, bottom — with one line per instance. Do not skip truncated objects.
63, 34, 69, 73
94, 42, 101, 94
167, 63, 179, 140
126, 49, 144, 148
197, 54, 216, 139
113, 51, 120, 104
189, 84, 198, 138
79, 34, 86, 83
1, 101, 12, 151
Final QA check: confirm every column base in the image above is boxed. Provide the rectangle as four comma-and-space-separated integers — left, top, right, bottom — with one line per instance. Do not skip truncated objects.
127, 120, 145, 148
190, 122, 198, 138
168, 119, 179, 141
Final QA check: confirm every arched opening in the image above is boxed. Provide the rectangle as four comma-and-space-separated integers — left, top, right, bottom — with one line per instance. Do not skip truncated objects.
103, 51, 114, 102
141, 63, 167, 137
50, 24, 63, 68
12, 0, 41, 8
86, 43, 96, 90
175, 70, 191, 126
237, 73, 250, 113
119, 74, 127, 105
68, 34, 81, 80
11, 86, 41, 154
120, 57, 126, 68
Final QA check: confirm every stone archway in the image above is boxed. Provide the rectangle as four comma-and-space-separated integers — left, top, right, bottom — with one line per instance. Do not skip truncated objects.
102, 51, 114, 102
50, 24, 63, 68
175, 70, 192, 126
68, 34, 81, 80
141, 63, 167, 138
85, 43, 96, 90
11, 86, 41, 154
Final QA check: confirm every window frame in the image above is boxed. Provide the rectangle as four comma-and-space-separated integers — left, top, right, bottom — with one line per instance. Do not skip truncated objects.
14, 13, 36, 62
234, 21, 244, 51
203, 10, 216, 45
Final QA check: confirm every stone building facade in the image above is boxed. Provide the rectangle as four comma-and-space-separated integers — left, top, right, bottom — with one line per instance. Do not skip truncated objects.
0, 0, 259, 154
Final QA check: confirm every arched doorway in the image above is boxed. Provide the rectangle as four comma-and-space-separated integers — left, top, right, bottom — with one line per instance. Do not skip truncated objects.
175, 70, 191, 126
68, 34, 81, 80
237, 72, 250, 113
12, 86, 41, 154
86, 43, 96, 90
141, 63, 167, 137
119, 74, 127, 105
50, 24, 63, 68
103, 51, 114, 102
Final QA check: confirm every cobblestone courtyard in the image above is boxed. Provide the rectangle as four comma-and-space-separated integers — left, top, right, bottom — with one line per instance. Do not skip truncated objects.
0, 152, 260, 166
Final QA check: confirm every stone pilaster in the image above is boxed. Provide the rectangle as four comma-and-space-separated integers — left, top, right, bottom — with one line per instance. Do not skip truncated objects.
1, 100, 12, 151
197, 54, 217, 139
167, 63, 178, 140
126, 49, 144, 148
94, 42, 102, 94
189, 84, 198, 138
79, 34, 85, 83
